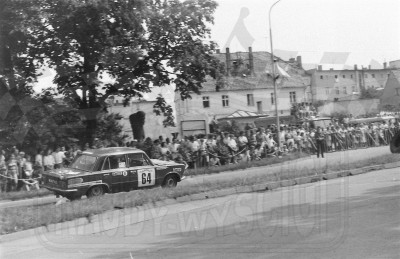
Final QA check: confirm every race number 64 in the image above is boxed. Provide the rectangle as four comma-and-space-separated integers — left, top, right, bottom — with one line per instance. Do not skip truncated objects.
138, 169, 155, 187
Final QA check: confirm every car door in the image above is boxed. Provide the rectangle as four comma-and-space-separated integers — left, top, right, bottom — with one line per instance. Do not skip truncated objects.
102, 154, 128, 192
127, 153, 156, 189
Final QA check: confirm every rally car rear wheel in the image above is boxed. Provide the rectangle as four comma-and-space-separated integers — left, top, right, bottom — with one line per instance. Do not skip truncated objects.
87, 185, 105, 198
162, 175, 178, 188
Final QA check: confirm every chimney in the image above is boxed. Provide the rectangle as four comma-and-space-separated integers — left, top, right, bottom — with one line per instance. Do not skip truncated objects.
296, 56, 302, 68
318, 65, 322, 70
216, 49, 220, 54
368, 65, 371, 70
248, 47, 254, 75
225, 48, 231, 76
354, 64, 358, 70
383, 62, 387, 69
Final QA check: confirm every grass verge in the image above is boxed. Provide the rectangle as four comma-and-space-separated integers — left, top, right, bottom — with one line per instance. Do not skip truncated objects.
1, 153, 399, 235
0, 152, 307, 201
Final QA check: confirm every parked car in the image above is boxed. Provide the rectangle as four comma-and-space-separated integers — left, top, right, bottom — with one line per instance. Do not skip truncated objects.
40, 147, 186, 200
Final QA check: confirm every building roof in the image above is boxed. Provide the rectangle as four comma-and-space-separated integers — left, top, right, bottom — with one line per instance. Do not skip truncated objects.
223, 110, 269, 119
201, 51, 310, 92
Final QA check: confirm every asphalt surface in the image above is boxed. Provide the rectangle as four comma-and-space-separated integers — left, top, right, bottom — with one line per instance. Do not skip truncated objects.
1, 166, 399, 259
0, 146, 391, 209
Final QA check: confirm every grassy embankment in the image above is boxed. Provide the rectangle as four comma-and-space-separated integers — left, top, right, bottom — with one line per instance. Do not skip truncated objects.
1, 152, 399, 235
0, 152, 307, 201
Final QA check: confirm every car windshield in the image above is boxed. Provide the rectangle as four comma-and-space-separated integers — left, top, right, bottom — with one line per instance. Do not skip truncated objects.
70, 154, 97, 171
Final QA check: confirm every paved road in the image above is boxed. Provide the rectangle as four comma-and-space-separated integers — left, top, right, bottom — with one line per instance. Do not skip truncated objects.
0, 146, 391, 209
1, 166, 399, 258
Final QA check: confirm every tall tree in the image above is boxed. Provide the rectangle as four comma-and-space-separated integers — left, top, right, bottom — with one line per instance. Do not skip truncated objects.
19, 0, 224, 143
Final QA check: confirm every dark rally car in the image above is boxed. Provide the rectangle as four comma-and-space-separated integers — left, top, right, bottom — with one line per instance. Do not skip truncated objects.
41, 147, 186, 200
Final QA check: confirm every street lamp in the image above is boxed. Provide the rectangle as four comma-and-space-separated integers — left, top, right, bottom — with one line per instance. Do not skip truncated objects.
269, 0, 283, 152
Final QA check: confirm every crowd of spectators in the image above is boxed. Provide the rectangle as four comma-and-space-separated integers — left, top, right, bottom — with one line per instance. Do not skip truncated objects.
1, 117, 399, 193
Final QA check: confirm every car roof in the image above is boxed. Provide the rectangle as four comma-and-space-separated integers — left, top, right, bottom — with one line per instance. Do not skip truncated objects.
81, 147, 145, 157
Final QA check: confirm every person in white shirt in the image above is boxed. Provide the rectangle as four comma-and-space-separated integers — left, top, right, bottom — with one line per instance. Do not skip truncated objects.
52, 147, 66, 169
44, 149, 55, 171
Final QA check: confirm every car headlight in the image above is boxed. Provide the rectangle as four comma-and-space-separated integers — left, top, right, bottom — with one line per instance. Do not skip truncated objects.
68, 178, 83, 185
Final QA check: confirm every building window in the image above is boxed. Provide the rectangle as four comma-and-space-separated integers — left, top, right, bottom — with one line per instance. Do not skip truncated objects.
247, 94, 254, 106
364, 74, 368, 78
335, 75, 338, 79
396, 88, 400, 96
343, 87, 347, 94
289, 91, 296, 103
351, 74, 353, 79
320, 75, 323, 79
325, 88, 330, 95
335, 87, 340, 95
271, 93, 274, 105
342, 75, 346, 78
372, 74, 375, 78
222, 95, 229, 107
202, 96, 210, 108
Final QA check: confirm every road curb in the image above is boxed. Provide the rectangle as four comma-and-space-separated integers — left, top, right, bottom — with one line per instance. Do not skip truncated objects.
2, 160, 400, 242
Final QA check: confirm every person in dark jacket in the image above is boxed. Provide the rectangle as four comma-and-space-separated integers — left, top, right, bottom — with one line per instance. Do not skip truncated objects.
315, 127, 325, 158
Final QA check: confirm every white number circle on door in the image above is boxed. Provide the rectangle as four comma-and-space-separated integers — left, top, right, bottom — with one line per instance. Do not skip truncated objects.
137, 168, 155, 187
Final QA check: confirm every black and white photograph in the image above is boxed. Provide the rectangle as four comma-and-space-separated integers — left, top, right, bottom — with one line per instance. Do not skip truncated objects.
0, 0, 399, 258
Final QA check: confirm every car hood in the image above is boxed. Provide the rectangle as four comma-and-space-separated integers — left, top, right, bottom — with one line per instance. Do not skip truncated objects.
151, 159, 184, 167
43, 168, 87, 179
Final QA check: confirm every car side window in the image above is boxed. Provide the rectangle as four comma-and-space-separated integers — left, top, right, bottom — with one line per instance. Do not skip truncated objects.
102, 157, 110, 170
127, 153, 150, 167
103, 155, 127, 170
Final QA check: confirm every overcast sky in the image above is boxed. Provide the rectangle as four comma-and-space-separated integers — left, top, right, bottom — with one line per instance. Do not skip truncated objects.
211, 0, 400, 69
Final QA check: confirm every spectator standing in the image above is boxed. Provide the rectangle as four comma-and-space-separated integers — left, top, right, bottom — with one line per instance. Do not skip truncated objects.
160, 142, 171, 161
23, 155, 39, 191
315, 127, 325, 158
150, 140, 162, 159
35, 149, 44, 174
0, 151, 7, 192
7, 154, 18, 192
43, 149, 55, 171
53, 147, 65, 169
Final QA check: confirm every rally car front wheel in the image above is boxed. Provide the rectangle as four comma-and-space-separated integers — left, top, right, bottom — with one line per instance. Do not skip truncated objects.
162, 175, 178, 188
87, 185, 105, 198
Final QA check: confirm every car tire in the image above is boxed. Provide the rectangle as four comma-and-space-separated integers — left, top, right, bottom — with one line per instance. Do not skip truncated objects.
162, 175, 178, 188
87, 185, 105, 198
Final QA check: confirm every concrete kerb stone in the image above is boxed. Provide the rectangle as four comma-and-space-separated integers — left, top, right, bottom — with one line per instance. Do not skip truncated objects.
215, 188, 237, 197
251, 183, 268, 192
295, 176, 312, 185
2, 160, 400, 242
384, 161, 400, 169
338, 171, 351, 177
265, 182, 280, 190
322, 172, 339, 180
280, 179, 297, 187
235, 185, 253, 193
188, 193, 207, 201
349, 168, 365, 176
